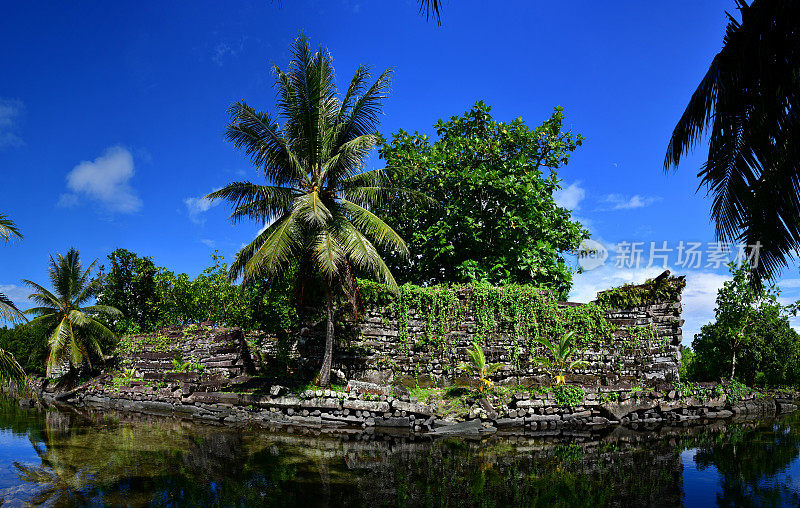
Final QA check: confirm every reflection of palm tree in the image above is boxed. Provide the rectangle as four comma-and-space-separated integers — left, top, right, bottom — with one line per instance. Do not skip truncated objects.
14, 452, 92, 506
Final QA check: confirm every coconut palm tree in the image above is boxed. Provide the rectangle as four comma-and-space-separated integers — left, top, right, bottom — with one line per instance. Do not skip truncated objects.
207, 35, 422, 386
664, 0, 800, 282
23, 248, 121, 376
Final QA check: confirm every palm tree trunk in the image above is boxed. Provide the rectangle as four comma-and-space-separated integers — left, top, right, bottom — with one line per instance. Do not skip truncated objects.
319, 283, 334, 387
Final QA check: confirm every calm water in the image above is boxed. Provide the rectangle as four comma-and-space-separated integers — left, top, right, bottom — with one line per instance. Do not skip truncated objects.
2, 397, 800, 507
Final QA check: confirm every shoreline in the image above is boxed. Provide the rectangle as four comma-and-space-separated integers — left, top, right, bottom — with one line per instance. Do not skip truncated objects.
31, 378, 800, 438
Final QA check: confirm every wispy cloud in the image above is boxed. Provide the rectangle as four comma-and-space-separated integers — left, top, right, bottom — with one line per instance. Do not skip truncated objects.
0, 283, 31, 313
184, 189, 221, 224
0, 98, 24, 148
554, 181, 586, 210
200, 238, 216, 248
601, 194, 661, 211
58, 146, 142, 213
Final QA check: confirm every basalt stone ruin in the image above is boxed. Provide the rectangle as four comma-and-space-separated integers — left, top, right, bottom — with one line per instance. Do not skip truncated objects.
39, 273, 800, 433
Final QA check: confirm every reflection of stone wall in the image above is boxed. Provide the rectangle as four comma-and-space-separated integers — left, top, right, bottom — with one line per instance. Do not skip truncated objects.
261, 277, 685, 388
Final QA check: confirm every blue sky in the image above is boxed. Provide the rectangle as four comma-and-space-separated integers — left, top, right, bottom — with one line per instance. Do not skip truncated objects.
1, 0, 797, 343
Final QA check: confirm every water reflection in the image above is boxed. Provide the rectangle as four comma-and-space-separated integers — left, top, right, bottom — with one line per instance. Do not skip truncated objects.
1, 397, 800, 506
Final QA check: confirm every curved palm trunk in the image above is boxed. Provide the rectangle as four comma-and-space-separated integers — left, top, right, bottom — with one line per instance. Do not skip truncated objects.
319, 283, 334, 387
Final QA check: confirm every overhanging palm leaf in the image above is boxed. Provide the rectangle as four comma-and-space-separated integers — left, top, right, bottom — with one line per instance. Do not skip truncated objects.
0, 213, 27, 326
664, 0, 800, 282
0, 347, 25, 383
0, 212, 29, 382
207, 35, 428, 386
24, 248, 122, 376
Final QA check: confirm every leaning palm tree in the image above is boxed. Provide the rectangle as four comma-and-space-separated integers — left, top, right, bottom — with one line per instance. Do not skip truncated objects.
664, 0, 800, 282
23, 248, 121, 376
207, 35, 421, 386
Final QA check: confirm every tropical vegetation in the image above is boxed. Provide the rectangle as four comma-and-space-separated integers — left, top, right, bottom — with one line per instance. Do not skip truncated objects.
376, 102, 587, 298
533, 330, 589, 385
686, 263, 800, 387
23, 248, 121, 376
0, 212, 27, 384
96, 249, 297, 335
458, 340, 503, 393
205, 35, 422, 386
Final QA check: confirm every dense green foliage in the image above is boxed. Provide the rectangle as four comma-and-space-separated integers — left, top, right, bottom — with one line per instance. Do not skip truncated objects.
665, 0, 800, 282
376, 102, 588, 299
97, 248, 298, 336
0, 320, 51, 376
688, 264, 800, 387
23, 248, 121, 375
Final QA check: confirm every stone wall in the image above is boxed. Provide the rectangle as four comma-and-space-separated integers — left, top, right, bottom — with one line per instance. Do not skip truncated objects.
117, 326, 254, 379
261, 276, 686, 388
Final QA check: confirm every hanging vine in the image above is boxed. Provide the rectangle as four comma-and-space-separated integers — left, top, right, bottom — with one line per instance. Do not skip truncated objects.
358, 279, 616, 370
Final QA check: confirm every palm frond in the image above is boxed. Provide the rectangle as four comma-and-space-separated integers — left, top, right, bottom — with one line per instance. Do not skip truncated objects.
206, 182, 297, 225
341, 200, 409, 257
0, 346, 26, 382
418, 0, 442, 25
240, 213, 301, 280
0, 292, 27, 325
0, 213, 23, 243
225, 102, 309, 187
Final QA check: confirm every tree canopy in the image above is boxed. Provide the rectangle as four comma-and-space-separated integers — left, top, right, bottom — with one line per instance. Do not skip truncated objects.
689, 263, 800, 386
377, 101, 588, 299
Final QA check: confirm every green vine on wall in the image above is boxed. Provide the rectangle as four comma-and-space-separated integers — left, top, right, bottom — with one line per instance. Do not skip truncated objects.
358, 280, 615, 373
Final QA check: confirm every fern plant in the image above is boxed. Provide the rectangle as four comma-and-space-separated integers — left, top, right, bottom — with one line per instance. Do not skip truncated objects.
458, 340, 503, 394
171, 359, 191, 373
534, 330, 588, 385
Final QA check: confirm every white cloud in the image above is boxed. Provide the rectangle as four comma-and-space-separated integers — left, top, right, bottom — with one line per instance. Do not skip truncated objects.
184, 190, 221, 224
200, 239, 216, 248
0, 283, 31, 315
601, 194, 661, 211
554, 181, 586, 210
0, 98, 24, 148
569, 263, 728, 347
59, 146, 142, 213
